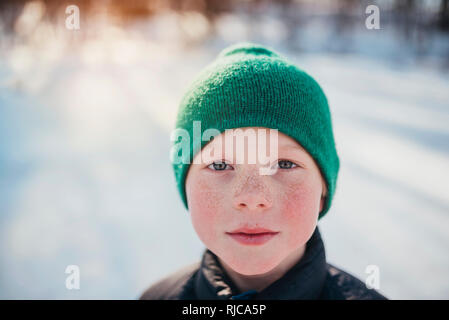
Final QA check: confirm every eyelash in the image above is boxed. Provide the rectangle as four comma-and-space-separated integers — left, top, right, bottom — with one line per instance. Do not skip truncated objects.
277, 159, 299, 170
207, 159, 299, 171
207, 161, 233, 171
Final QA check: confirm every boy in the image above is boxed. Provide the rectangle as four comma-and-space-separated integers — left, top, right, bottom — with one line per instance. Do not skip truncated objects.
140, 42, 387, 300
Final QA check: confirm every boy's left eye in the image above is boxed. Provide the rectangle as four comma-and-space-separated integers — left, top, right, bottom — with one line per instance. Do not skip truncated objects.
277, 160, 298, 169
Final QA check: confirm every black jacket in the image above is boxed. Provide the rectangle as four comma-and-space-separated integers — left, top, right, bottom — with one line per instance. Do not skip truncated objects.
140, 227, 388, 300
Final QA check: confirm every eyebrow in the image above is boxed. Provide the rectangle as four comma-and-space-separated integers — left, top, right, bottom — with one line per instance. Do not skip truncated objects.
278, 145, 309, 165
279, 145, 306, 154
206, 144, 308, 160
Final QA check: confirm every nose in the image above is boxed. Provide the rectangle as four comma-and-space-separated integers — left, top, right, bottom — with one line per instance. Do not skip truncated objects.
234, 194, 271, 211
232, 175, 273, 212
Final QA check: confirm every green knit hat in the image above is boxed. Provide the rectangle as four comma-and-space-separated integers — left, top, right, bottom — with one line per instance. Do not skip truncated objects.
170, 42, 340, 220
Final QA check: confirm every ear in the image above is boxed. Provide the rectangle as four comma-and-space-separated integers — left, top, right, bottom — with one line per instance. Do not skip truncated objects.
319, 194, 325, 213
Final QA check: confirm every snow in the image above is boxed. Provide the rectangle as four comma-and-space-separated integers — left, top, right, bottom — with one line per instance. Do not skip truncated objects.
0, 6, 448, 299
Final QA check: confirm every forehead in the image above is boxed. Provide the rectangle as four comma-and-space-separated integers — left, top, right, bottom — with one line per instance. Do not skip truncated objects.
203, 126, 307, 152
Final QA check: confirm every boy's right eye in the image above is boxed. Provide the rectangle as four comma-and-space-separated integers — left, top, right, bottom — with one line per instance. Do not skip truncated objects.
207, 161, 233, 171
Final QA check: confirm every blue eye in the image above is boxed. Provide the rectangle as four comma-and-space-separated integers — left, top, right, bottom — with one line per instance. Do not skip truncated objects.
208, 161, 233, 171
277, 160, 298, 169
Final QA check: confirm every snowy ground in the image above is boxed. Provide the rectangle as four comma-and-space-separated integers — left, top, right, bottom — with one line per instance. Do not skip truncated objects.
0, 9, 448, 299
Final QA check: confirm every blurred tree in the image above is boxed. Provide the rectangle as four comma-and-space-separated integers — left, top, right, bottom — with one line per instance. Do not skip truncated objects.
439, 0, 449, 30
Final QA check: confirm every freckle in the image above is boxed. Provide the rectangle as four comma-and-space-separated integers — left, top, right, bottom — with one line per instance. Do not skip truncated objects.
194, 179, 223, 211
280, 183, 304, 217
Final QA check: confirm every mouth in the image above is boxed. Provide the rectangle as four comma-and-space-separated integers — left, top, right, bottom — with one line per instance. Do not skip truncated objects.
225, 227, 279, 246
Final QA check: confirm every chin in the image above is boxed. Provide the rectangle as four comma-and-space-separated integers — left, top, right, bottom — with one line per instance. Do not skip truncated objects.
223, 254, 282, 276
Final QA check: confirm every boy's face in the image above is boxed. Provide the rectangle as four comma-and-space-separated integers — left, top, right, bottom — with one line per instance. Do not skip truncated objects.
185, 127, 326, 275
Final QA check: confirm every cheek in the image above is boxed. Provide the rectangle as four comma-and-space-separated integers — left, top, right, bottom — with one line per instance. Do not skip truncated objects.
280, 182, 320, 247
187, 176, 226, 246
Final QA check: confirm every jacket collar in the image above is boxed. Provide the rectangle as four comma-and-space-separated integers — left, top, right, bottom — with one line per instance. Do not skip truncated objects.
195, 226, 327, 300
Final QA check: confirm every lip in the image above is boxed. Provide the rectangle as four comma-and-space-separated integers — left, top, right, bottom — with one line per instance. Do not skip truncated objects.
228, 227, 278, 234
226, 227, 279, 246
